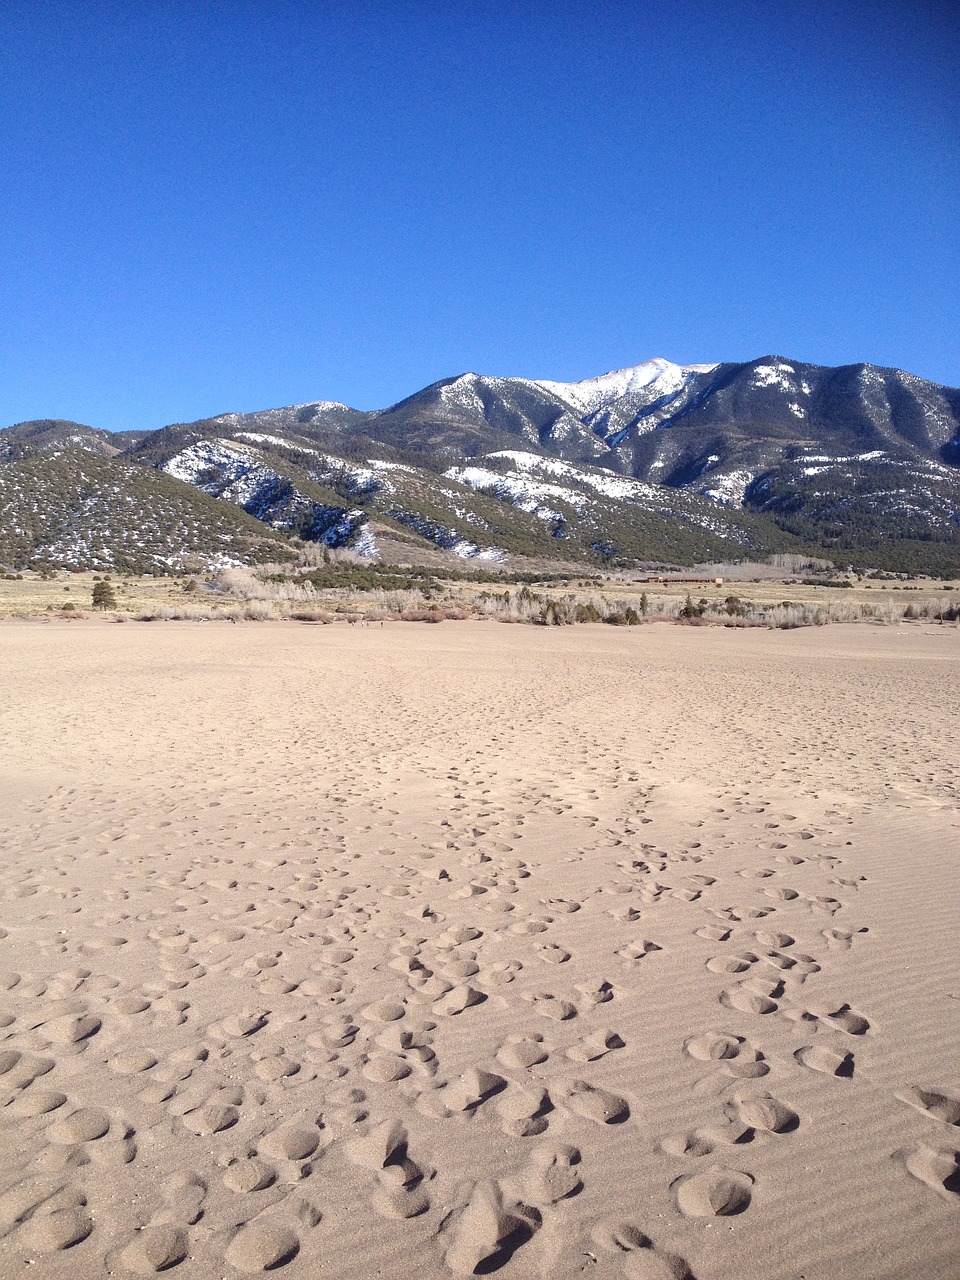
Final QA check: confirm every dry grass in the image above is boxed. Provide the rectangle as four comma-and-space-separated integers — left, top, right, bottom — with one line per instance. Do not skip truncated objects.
0, 565, 957, 630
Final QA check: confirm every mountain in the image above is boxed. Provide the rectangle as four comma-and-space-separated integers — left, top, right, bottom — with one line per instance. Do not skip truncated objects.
0, 449, 293, 573
0, 419, 123, 462
141, 426, 789, 567
1, 356, 958, 573
345, 356, 960, 569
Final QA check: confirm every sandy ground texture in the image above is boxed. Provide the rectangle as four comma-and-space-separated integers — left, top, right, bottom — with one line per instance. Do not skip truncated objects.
0, 619, 958, 1280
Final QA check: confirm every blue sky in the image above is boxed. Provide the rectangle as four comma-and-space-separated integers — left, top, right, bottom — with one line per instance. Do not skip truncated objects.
2, 0, 958, 431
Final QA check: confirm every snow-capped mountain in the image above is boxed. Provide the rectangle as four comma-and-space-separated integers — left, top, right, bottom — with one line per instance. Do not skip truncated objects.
536, 359, 719, 447
2, 355, 958, 573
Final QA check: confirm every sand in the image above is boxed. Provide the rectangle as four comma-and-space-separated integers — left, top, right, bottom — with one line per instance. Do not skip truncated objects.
0, 618, 957, 1279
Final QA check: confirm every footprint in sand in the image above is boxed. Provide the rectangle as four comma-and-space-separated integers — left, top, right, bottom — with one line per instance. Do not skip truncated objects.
522, 1142, 582, 1204
224, 1218, 300, 1272
371, 1156, 430, 1219
590, 1221, 693, 1280
683, 1031, 768, 1078
576, 979, 615, 1006
511, 917, 551, 936
253, 1052, 301, 1082
617, 940, 663, 965
661, 1118, 752, 1157
896, 1087, 960, 1126
893, 1145, 960, 1200
259, 1120, 322, 1163
817, 1003, 871, 1036
496, 1034, 549, 1070
545, 896, 583, 916
346, 1116, 408, 1171
443, 1067, 507, 1113
21, 1201, 93, 1254
807, 895, 843, 916
443, 1180, 540, 1275
684, 1031, 742, 1062
219, 1009, 269, 1038
224, 1156, 276, 1193
0, 1051, 54, 1090
497, 1081, 552, 1136
753, 927, 794, 947
9, 1087, 68, 1117
109, 1048, 159, 1075
727, 1092, 800, 1133
706, 953, 757, 975
42, 1010, 102, 1047
346, 1118, 430, 1218
523, 991, 578, 1021
314, 1015, 358, 1049
567, 1028, 625, 1063
560, 1078, 630, 1124
822, 926, 869, 950
720, 977, 783, 1015
48, 1105, 113, 1144
119, 1225, 190, 1274
361, 998, 407, 1023
181, 1099, 240, 1137
794, 1046, 855, 1078
433, 985, 486, 1016
673, 1166, 754, 1217
153, 1172, 207, 1227
695, 924, 732, 942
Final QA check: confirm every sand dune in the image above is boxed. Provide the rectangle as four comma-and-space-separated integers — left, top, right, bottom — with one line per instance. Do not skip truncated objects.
0, 619, 957, 1279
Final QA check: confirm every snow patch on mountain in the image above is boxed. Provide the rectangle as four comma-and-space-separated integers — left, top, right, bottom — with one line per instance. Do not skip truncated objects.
351, 526, 379, 558
368, 459, 418, 475
536, 359, 717, 415
236, 432, 312, 449
163, 439, 262, 491
700, 470, 757, 505
162, 437, 368, 546
471, 450, 665, 502
799, 449, 888, 476
445, 463, 585, 517
386, 507, 504, 561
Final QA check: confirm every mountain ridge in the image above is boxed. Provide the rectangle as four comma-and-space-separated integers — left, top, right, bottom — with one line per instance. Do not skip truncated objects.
2, 354, 959, 574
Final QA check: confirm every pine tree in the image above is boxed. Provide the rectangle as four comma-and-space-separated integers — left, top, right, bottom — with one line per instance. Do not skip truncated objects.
92, 580, 117, 609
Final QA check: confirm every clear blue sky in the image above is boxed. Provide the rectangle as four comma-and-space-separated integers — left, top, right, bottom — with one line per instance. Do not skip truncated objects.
2, 0, 958, 431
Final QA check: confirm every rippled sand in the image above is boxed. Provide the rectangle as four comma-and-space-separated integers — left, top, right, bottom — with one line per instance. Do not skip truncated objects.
1, 619, 957, 1279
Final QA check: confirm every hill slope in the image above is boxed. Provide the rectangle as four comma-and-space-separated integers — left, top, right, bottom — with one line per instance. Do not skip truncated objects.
0, 450, 293, 572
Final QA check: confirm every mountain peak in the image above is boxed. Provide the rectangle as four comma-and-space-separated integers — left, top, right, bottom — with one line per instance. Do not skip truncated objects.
535, 359, 718, 416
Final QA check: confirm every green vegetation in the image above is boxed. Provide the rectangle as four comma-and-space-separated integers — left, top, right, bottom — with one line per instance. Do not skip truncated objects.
263, 563, 588, 594
92, 579, 117, 609
749, 461, 960, 576
0, 449, 293, 572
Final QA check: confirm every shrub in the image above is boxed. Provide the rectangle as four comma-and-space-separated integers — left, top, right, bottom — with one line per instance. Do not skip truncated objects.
290, 608, 334, 623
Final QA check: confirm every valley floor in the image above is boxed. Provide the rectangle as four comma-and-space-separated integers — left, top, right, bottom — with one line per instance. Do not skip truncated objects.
0, 622, 958, 1279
